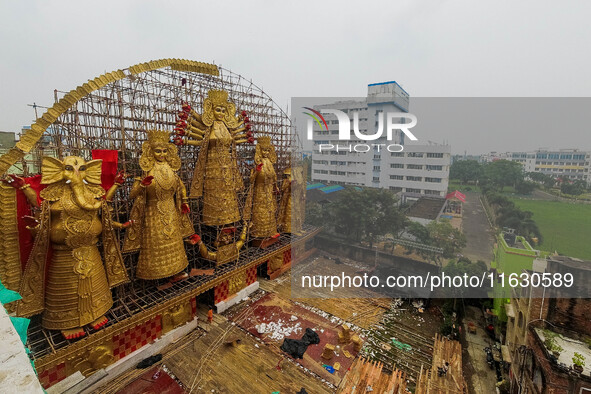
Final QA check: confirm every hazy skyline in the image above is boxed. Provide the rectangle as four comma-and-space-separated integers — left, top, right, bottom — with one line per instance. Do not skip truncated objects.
1, 1, 590, 154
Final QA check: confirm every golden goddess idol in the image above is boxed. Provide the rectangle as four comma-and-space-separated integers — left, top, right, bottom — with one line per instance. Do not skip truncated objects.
174, 90, 251, 227
244, 136, 279, 239
123, 130, 194, 280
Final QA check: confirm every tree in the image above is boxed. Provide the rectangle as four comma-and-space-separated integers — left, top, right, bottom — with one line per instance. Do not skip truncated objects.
406, 221, 430, 243
450, 160, 482, 184
543, 176, 556, 189
327, 188, 408, 243
527, 171, 554, 187
404, 219, 466, 266
489, 196, 543, 243
515, 180, 536, 195
560, 179, 586, 196
305, 201, 325, 227
426, 219, 467, 261
444, 257, 488, 298
482, 160, 524, 191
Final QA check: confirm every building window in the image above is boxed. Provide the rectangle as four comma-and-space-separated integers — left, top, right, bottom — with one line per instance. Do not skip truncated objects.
390, 175, 404, 180
391, 152, 404, 157
425, 190, 441, 195
406, 176, 422, 181
372, 176, 380, 182
427, 153, 444, 158
407, 164, 423, 170
425, 177, 442, 183
389, 186, 403, 192
406, 188, 421, 193
426, 165, 443, 171
390, 163, 404, 168
373, 166, 381, 171
407, 152, 423, 158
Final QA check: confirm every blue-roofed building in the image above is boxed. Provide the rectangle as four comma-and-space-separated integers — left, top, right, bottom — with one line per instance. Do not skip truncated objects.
307, 182, 347, 203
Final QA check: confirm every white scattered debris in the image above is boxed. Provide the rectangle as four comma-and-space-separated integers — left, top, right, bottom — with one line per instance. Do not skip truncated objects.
291, 315, 298, 321
392, 298, 404, 309
254, 343, 259, 348
255, 319, 302, 341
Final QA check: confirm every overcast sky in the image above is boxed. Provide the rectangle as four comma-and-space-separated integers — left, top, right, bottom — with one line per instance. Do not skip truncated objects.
1, 1, 590, 154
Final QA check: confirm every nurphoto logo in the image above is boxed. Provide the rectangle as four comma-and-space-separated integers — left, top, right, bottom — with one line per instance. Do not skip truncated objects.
303, 107, 418, 153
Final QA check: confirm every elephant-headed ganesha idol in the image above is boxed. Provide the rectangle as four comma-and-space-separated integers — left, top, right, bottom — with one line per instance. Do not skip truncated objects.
13, 156, 129, 339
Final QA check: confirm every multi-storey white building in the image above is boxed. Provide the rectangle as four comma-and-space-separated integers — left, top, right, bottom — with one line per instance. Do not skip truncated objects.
310, 81, 451, 197
487, 149, 591, 183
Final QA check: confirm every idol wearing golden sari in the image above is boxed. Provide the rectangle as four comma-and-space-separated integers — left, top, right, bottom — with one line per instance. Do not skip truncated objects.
12, 157, 129, 339
123, 130, 194, 280
244, 137, 279, 238
175, 90, 251, 227
278, 165, 306, 234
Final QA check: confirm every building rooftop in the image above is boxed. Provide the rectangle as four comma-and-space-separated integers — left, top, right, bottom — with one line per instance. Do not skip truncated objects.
535, 327, 591, 376
367, 80, 410, 96
499, 233, 539, 255
405, 197, 446, 220
547, 255, 591, 271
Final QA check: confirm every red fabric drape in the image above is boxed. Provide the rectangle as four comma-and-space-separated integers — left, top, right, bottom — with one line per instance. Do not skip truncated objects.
92, 150, 119, 191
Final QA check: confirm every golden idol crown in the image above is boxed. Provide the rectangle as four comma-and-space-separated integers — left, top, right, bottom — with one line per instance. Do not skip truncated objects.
208, 89, 229, 105
257, 136, 272, 147
147, 129, 171, 145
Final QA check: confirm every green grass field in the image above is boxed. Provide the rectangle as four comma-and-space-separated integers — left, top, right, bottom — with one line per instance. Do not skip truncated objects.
511, 199, 591, 260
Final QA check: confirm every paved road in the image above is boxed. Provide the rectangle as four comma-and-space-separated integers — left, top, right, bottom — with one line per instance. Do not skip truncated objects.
462, 306, 501, 393
461, 191, 495, 265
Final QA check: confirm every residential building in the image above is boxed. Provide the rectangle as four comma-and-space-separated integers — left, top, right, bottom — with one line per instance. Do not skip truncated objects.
490, 232, 541, 322
505, 256, 591, 393
483, 149, 591, 183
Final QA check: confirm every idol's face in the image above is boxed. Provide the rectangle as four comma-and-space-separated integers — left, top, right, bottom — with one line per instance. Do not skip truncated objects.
261, 147, 271, 158
152, 143, 168, 162
213, 105, 227, 121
